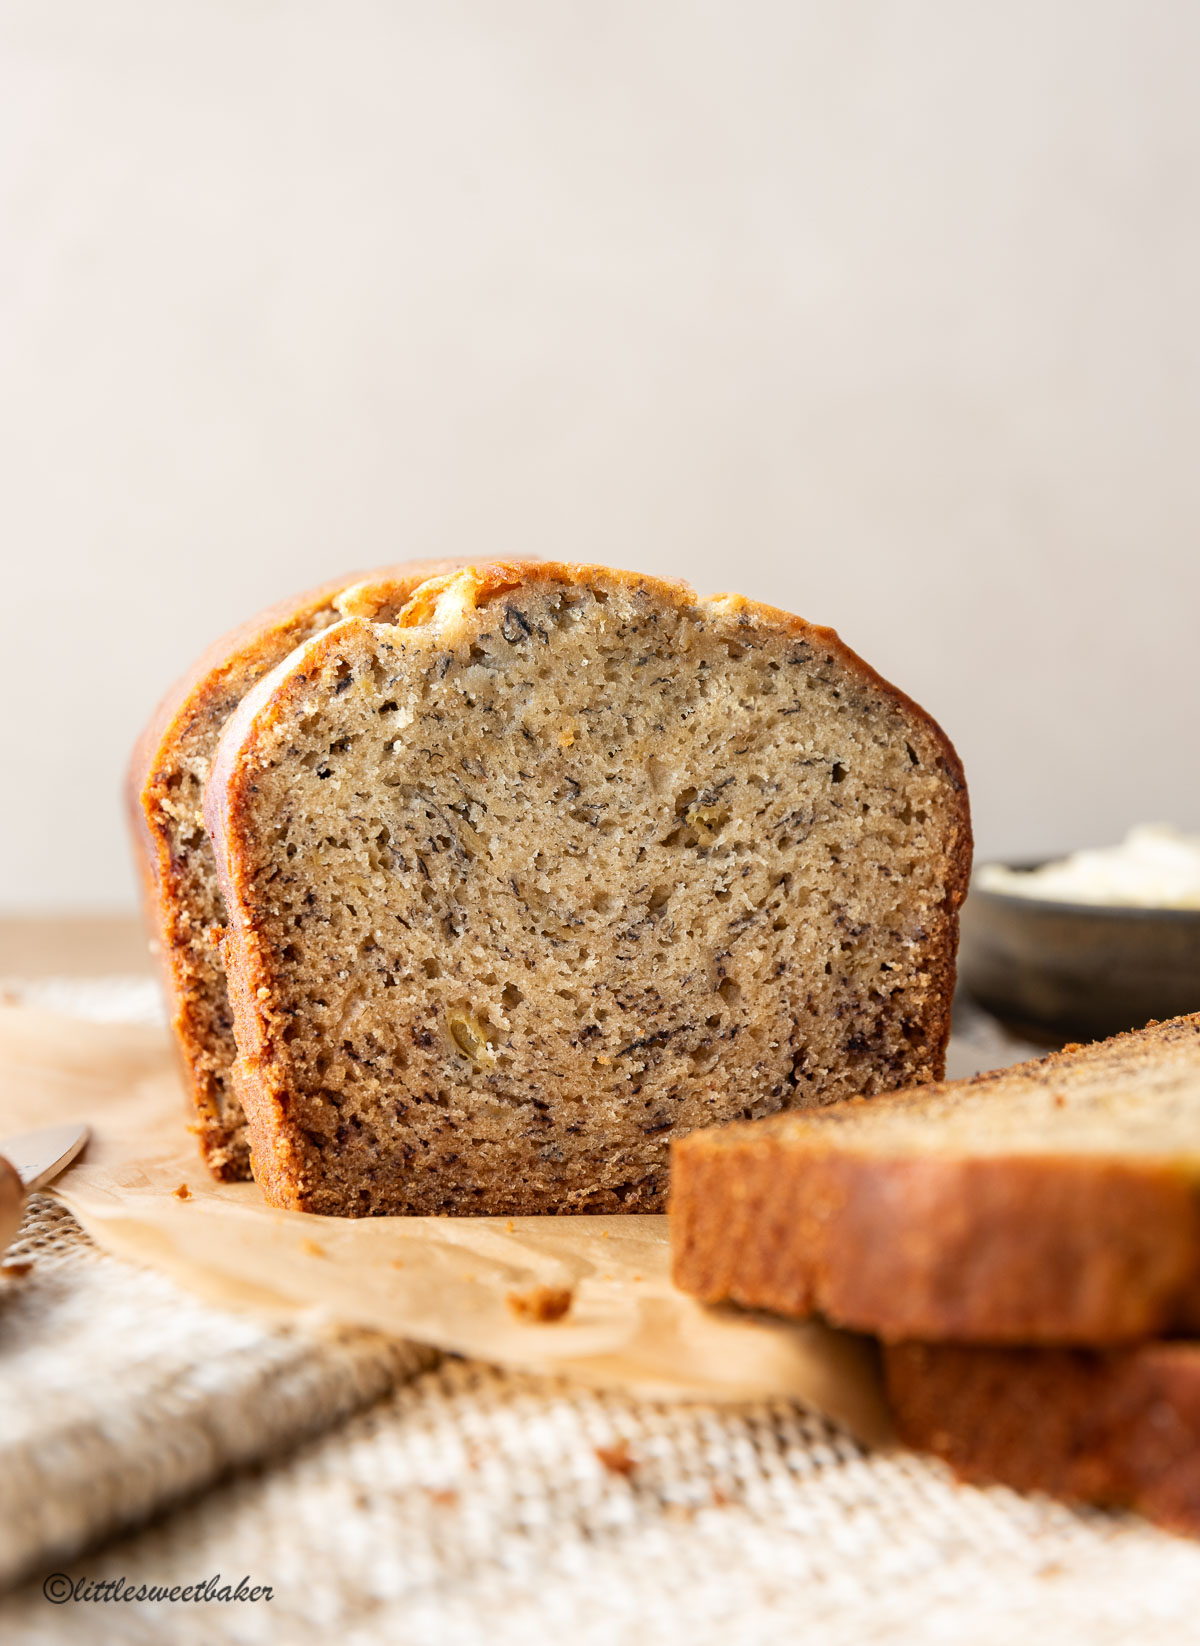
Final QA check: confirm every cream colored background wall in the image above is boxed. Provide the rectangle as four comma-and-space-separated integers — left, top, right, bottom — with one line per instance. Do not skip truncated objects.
2, 1, 1197, 910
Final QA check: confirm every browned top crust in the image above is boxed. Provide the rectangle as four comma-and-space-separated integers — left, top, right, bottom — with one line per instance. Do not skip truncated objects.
128, 559, 470, 1178
388, 561, 972, 783
208, 559, 970, 879
670, 1013, 1200, 1345
204, 560, 970, 1216
885, 1338, 1200, 1538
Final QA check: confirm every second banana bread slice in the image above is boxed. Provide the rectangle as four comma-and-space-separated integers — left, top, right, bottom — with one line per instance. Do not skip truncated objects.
128, 560, 469, 1179
884, 1339, 1200, 1536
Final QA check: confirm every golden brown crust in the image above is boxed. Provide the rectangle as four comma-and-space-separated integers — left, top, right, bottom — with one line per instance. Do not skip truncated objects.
128, 559, 471, 1178
205, 561, 971, 1214
885, 1339, 1200, 1537
670, 1014, 1200, 1344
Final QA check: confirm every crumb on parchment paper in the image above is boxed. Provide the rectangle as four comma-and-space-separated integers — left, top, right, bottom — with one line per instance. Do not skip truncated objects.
506, 1283, 574, 1323
595, 1439, 638, 1478
172, 1183, 191, 1200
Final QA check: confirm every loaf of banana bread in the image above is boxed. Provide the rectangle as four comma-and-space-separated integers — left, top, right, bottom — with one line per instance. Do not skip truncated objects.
204, 561, 970, 1215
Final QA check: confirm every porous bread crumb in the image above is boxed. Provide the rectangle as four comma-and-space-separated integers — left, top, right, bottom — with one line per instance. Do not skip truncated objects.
506, 1283, 574, 1322
208, 562, 969, 1216
129, 560, 471, 1183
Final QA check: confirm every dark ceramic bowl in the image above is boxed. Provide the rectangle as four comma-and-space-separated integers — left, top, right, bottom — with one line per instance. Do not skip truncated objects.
959, 862, 1200, 1044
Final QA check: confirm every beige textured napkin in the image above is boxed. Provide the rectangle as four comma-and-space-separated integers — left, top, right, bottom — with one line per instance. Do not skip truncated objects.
0, 1193, 434, 1588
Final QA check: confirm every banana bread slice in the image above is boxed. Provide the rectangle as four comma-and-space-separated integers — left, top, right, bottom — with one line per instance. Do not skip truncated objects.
671, 1014, 1200, 1343
204, 560, 970, 1216
128, 560, 468, 1178
885, 1339, 1200, 1537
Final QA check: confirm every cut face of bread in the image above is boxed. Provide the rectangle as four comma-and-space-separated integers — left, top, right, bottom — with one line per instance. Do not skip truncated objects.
885, 1339, 1200, 1538
671, 1014, 1200, 1343
128, 560, 469, 1178
205, 562, 970, 1216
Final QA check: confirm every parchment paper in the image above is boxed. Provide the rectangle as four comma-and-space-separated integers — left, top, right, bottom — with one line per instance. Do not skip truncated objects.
0, 1003, 891, 1444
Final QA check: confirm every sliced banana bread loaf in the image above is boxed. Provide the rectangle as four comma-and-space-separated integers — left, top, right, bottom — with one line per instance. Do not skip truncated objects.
885, 1339, 1200, 1537
129, 560, 467, 1178
671, 1014, 1200, 1343
205, 561, 970, 1216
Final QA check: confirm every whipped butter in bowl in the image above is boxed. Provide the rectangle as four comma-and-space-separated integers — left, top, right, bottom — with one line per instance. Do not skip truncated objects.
962, 826, 1200, 1042
977, 826, 1200, 911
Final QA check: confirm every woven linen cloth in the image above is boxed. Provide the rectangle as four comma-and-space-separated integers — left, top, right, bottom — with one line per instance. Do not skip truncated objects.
3, 979, 1200, 1644
0, 1195, 435, 1591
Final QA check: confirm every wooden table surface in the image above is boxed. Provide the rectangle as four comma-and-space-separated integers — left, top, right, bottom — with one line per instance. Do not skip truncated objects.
0, 916, 152, 979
